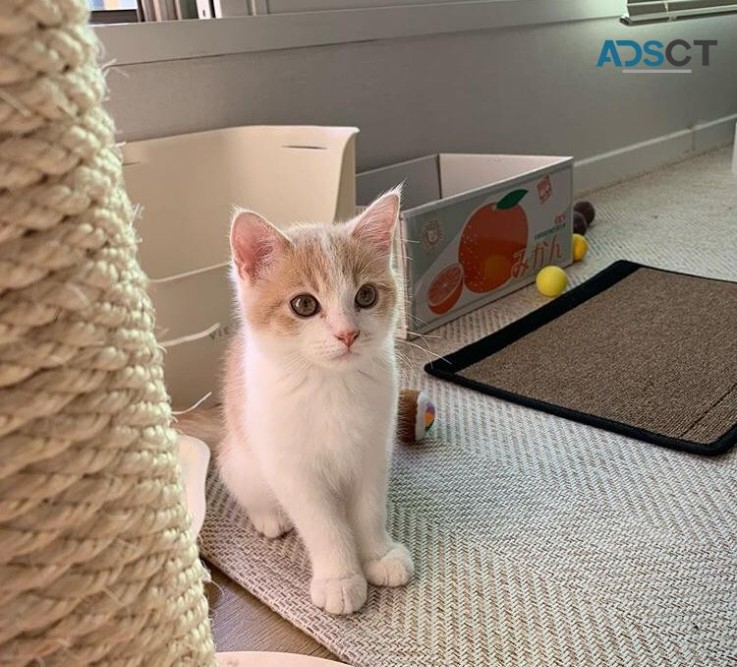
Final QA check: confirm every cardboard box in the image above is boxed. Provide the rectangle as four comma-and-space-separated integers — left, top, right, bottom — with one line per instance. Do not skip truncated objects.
122, 125, 359, 409
357, 153, 573, 337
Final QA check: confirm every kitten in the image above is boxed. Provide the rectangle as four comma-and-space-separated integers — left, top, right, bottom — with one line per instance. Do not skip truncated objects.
218, 189, 414, 615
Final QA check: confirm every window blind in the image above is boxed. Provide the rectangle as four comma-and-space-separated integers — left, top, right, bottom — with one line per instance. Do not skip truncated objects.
623, 0, 737, 24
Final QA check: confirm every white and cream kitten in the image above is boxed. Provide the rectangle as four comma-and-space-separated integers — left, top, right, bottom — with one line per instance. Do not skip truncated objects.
218, 189, 414, 615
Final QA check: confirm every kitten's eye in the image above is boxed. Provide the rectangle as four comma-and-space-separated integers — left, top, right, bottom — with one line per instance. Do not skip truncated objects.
290, 294, 320, 318
355, 283, 378, 309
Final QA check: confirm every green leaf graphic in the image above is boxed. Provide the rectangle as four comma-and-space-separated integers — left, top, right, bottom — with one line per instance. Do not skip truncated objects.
496, 189, 528, 210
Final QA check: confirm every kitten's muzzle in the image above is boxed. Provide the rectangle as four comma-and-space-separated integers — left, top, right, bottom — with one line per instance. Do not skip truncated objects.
335, 329, 360, 349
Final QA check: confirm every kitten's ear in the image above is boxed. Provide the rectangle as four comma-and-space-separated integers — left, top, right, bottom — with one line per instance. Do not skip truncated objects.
230, 209, 289, 281
351, 187, 401, 255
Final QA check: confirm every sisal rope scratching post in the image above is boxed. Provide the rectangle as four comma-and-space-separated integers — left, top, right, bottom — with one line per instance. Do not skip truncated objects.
0, 1, 216, 664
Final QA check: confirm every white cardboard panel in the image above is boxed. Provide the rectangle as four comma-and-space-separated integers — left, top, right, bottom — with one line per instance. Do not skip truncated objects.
149, 264, 233, 343
162, 331, 230, 409
439, 154, 569, 198
123, 125, 358, 279
356, 155, 440, 210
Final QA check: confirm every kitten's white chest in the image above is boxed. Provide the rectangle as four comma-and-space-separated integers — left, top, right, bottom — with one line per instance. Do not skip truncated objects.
247, 360, 395, 479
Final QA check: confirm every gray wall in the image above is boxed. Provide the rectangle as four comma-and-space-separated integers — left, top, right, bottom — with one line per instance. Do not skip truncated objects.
104, 15, 737, 171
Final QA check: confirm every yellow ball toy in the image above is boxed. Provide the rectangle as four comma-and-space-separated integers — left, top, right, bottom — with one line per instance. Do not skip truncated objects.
572, 233, 588, 262
536, 265, 568, 297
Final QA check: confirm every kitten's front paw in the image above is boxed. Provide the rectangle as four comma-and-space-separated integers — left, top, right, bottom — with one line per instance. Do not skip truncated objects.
310, 573, 367, 615
364, 543, 414, 587
248, 510, 293, 539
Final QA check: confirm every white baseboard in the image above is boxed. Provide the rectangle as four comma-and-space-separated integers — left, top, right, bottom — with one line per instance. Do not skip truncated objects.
574, 113, 737, 196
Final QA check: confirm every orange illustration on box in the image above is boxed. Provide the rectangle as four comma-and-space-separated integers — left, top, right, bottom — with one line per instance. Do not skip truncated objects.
427, 263, 464, 315
458, 188, 529, 293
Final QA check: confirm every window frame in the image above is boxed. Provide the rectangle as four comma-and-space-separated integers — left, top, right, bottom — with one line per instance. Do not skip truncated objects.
94, 0, 623, 66
621, 0, 737, 24
91, 9, 140, 24
88, 0, 141, 23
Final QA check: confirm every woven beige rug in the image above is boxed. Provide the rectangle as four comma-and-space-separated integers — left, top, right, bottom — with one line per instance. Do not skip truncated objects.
199, 148, 737, 666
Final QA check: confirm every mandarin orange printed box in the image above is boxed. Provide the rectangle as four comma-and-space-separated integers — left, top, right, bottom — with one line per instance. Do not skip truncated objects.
357, 154, 573, 337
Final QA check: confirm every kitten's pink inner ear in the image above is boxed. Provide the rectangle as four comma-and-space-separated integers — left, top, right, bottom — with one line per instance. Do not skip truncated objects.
351, 189, 401, 254
230, 210, 288, 280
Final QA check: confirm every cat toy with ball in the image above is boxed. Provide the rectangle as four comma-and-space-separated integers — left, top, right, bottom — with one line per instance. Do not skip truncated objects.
571, 199, 592, 263
572, 200, 596, 236
535, 200, 594, 298
536, 265, 568, 298
574, 200, 596, 231
572, 233, 588, 262
397, 388, 436, 444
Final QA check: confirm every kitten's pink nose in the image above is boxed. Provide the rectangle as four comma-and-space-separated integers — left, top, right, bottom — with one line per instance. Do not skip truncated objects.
336, 329, 360, 348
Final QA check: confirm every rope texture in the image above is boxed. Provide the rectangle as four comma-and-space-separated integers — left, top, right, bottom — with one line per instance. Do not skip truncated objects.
0, 2, 215, 664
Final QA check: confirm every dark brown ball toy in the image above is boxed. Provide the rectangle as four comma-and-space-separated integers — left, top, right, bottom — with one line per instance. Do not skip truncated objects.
573, 211, 588, 236
574, 200, 596, 226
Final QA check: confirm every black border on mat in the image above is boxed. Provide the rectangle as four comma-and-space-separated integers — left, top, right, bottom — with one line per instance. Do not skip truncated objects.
424, 260, 737, 457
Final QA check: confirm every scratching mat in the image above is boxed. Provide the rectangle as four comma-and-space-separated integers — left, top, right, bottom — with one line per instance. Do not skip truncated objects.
426, 261, 737, 456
